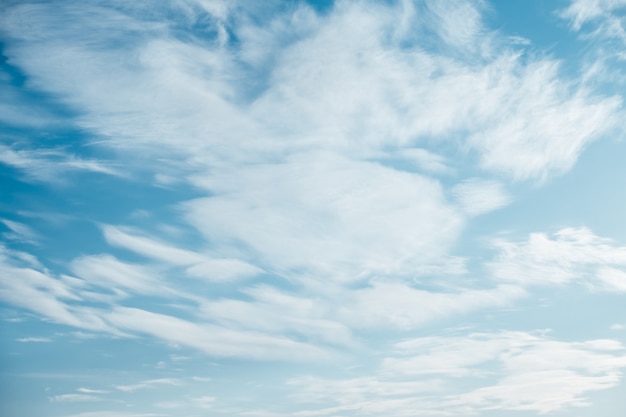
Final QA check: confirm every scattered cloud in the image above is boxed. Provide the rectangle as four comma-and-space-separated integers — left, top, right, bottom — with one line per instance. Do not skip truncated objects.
16, 336, 52, 343
102, 225, 263, 282
560, 0, 626, 32
70, 254, 159, 295
77, 388, 109, 394
50, 394, 101, 402
0, 144, 121, 184
452, 179, 511, 216
287, 331, 626, 416
115, 378, 182, 393
1, 1, 625, 416
185, 153, 463, 284
338, 282, 525, 330
1, 0, 619, 184
1, 218, 40, 244
489, 227, 626, 287
192, 395, 216, 409
106, 306, 333, 361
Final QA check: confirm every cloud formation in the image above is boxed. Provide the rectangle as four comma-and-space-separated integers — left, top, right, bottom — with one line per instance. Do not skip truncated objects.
1, 1, 626, 416
490, 227, 626, 288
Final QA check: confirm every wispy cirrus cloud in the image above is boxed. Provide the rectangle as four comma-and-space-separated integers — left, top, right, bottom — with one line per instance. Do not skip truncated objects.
560, 0, 626, 82
1, 218, 40, 244
1, 0, 620, 181
101, 225, 263, 282
286, 331, 626, 416
115, 378, 182, 393
105, 306, 333, 361
0, 143, 121, 184
16, 336, 52, 343
0, 245, 342, 361
452, 178, 511, 216
77, 388, 109, 394
560, 0, 626, 32
50, 394, 101, 403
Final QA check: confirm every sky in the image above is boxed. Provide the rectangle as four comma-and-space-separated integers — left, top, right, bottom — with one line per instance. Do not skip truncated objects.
1, 0, 626, 416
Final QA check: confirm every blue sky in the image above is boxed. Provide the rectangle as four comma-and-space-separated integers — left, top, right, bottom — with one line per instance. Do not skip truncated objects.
1, 0, 626, 416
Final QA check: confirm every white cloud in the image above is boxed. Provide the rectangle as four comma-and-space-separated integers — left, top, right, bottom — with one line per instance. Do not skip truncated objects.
286, 331, 626, 416
154, 401, 182, 409
16, 336, 52, 343
1, 218, 40, 244
0, 247, 114, 332
115, 378, 182, 392
0, 0, 619, 184
50, 393, 100, 402
420, 0, 488, 50
185, 258, 263, 282
0, 144, 120, 183
560, 0, 626, 31
102, 225, 206, 266
70, 254, 163, 297
105, 306, 333, 361
186, 153, 463, 284
102, 225, 263, 282
1, 6, 625, 415
77, 388, 109, 394
288, 375, 441, 405
200, 285, 355, 347
489, 227, 626, 287
192, 395, 216, 409
0, 83, 60, 128
339, 282, 524, 330
465, 58, 621, 181
452, 179, 511, 216
596, 266, 626, 292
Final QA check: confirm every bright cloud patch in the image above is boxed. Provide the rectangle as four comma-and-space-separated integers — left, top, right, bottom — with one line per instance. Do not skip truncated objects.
1, 1, 626, 417
186, 153, 462, 282
288, 331, 626, 416
490, 227, 626, 287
